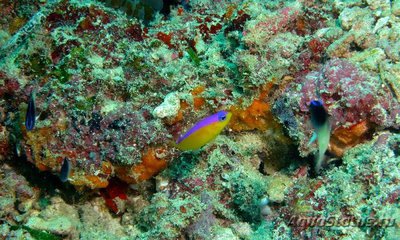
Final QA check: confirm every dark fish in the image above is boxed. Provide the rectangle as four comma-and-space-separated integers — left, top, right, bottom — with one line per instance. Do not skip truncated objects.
309, 100, 330, 173
60, 158, 71, 182
309, 100, 328, 128
25, 91, 36, 131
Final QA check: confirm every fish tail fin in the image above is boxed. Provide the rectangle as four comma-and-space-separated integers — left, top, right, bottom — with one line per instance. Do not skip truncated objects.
314, 150, 325, 174
314, 123, 331, 173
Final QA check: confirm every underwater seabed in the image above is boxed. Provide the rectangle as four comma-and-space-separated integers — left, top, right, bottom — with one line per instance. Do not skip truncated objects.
0, 0, 399, 239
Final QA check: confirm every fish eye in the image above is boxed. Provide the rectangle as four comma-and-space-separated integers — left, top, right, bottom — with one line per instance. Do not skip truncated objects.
218, 113, 227, 121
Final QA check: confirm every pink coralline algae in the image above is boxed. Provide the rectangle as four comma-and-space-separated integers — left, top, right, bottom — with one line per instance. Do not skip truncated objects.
301, 59, 400, 129
244, 5, 310, 49
255, 7, 300, 35
275, 59, 400, 156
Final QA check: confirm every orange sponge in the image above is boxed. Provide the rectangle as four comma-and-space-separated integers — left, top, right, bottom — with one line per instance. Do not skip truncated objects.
229, 83, 276, 131
329, 120, 369, 157
115, 148, 167, 183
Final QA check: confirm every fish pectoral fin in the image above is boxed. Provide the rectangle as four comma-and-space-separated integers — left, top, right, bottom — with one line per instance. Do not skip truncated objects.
170, 140, 179, 149
35, 110, 43, 121
308, 132, 317, 146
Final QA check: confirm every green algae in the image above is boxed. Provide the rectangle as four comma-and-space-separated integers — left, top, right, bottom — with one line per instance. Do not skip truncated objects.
38, 197, 51, 210
0, 0, 399, 239
163, 152, 202, 179
251, 221, 275, 240
69, 46, 85, 61
29, 53, 52, 77
230, 171, 268, 223
126, 55, 147, 72
10, 225, 61, 240
51, 66, 71, 83
74, 95, 96, 112
187, 47, 201, 66
136, 192, 204, 239
149, 39, 162, 48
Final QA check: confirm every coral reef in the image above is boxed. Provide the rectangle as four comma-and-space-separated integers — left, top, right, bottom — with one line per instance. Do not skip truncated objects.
275, 58, 400, 157
279, 132, 400, 239
0, 0, 399, 238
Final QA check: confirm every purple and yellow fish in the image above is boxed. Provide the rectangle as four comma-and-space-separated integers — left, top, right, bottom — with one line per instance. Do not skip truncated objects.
175, 111, 232, 151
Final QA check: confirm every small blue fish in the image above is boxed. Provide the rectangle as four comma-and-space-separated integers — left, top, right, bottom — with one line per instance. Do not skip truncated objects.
60, 158, 71, 182
25, 91, 36, 131
308, 100, 330, 173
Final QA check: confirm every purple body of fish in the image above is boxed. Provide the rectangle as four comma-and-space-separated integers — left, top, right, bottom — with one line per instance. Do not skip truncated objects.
176, 111, 228, 144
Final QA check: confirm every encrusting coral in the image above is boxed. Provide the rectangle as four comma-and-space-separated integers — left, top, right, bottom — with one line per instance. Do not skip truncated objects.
0, 0, 399, 239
